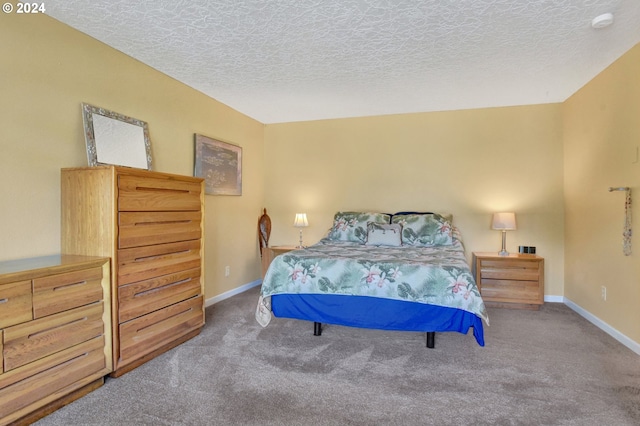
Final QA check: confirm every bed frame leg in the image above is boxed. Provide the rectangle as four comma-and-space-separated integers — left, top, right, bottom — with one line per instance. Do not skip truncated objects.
426, 332, 435, 348
314, 322, 322, 336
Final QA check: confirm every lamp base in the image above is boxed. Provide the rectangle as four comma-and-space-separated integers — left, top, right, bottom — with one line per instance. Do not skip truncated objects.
499, 230, 509, 256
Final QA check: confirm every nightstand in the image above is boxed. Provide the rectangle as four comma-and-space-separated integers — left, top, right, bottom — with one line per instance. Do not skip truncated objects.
261, 246, 298, 279
472, 252, 544, 310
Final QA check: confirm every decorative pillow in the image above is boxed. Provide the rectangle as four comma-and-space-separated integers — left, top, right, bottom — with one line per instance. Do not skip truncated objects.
365, 222, 402, 247
327, 212, 391, 243
392, 211, 453, 224
391, 213, 453, 246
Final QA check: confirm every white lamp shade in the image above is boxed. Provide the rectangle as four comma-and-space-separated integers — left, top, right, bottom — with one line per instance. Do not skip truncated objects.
491, 212, 517, 230
293, 213, 308, 227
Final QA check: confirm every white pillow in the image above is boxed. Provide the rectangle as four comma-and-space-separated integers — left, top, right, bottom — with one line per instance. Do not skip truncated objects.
366, 223, 402, 247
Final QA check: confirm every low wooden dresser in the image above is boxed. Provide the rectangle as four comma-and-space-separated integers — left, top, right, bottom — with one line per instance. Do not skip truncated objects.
61, 166, 205, 377
472, 252, 544, 310
0, 255, 111, 425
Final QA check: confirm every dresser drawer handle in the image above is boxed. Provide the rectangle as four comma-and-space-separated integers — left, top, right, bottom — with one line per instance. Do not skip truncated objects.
135, 307, 193, 333
134, 249, 192, 262
135, 220, 193, 226
134, 278, 192, 298
135, 186, 189, 194
0, 298, 7, 304
53, 280, 88, 291
28, 316, 88, 339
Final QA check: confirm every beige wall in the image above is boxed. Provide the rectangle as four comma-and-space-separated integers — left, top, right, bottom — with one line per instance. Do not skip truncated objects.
0, 9, 265, 299
264, 104, 565, 297
563, 43, 640, 344
2, 3, 637, 347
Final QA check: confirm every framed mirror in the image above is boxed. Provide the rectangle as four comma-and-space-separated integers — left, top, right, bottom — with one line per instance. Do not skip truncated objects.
82, 103, 153, 170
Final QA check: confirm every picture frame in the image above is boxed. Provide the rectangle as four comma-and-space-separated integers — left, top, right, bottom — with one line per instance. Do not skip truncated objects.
194, 134, 242, 196
82, 103, 153, 170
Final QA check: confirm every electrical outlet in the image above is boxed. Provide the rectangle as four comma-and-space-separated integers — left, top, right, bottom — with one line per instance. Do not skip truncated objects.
601, 285, 607, 301
225, 266, 230, 277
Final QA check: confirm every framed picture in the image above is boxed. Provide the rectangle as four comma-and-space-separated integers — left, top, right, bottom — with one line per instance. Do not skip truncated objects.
194, 134, 242, 195
82, 103, 153, 170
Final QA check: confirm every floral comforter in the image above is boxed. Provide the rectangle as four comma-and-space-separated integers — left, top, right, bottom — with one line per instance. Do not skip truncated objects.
257, 237, 488, 326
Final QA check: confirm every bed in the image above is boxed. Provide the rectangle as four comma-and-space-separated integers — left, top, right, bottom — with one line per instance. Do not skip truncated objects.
256, 211, 488, 348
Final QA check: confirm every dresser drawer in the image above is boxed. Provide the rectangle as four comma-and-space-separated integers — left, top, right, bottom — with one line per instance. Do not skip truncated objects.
118, 211, 202, 249
118, 268, 202, 323
480, 267, 539, 281
479, 279, 541, 304
117, 240, 201, 286
118, 175, 202, 212
479, 259, 540, 281
0, 280, 32, 329
3, 302, 104, 371
32, 266, 104, 318
119, 296, 203, 364
0, 337, 106, 421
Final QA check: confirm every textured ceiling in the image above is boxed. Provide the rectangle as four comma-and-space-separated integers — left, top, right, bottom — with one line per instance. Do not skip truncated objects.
41, 0, 640, 123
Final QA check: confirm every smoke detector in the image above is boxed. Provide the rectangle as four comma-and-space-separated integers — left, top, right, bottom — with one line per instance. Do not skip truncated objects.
591, 13, 614, 29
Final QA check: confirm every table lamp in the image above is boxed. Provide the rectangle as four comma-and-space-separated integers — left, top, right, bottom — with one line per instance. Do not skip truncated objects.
293, 213, 308, 248
492, 212, 516, 256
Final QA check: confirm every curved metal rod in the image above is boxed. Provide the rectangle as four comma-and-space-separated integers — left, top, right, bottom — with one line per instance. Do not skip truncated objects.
609, 187, 630, 192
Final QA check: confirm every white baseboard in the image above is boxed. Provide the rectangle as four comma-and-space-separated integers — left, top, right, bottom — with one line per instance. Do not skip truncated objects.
563, 297, 640, 356
544, 295, 564, 303
205, 279, 261, 308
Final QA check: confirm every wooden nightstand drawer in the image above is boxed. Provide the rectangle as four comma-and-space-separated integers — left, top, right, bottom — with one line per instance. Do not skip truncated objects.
480, 279, 541, 303
479, 259, 540, 281
473, 252, 544, 310
0, 280, 32, 329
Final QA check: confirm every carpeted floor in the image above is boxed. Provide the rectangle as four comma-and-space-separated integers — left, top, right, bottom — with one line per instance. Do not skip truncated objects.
34, 286, 640, 425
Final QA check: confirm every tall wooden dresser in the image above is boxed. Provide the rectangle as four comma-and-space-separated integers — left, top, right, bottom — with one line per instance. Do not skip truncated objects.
61, 166, 205, 377
0, 255, 111, 425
